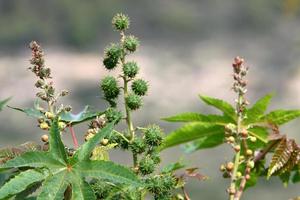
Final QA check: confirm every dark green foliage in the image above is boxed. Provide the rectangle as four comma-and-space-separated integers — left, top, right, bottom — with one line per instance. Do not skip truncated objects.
112, 13, 130, 31
144, 125, 163, 147
123, 61, 139, 78
132, 79, 148, 96
125, 93, 142, 110
100, 76, 120, 100
124, 35, 139, 52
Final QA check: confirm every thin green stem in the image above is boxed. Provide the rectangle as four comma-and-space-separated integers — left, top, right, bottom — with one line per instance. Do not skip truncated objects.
120, 30, 137, 168
229, 95, 243, 200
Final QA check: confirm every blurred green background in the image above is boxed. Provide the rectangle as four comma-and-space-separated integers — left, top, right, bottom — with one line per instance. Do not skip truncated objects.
1, 0, 300, 199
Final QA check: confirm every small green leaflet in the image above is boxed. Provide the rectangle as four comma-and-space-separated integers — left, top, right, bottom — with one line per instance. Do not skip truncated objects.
0, 97, 11, 111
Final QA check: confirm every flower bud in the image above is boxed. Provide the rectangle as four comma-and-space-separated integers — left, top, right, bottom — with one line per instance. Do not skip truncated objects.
105, 107, 122, 124
220, 164, 226, 172
247, 160, 255, 169
40, 122, 49, 130
233, 145, 241, 152
139, 155, 155, 175
246, 149, 253, 156
41, 134, 49, 143
226, 162, 234, 171
60, 90, 69, 97
131, 79, 148, 96
249, 136, 257, 142
45, 112, 55, 120
101, 138, 109, 146
240, 128, 248, 137
245, 174, 251, 180
236, 171, 242, 178
64, 106, 72, 112
227, 136, 235, 143
58, 121, 66, 130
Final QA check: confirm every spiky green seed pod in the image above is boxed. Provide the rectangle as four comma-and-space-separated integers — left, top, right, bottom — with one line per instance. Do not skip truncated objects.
150, 151, 161, 164
144, 125, 163, 146
105, 107, 122, 124
125, 93, 142, 110
100, 76, 120, 100
132, 79, 148, 96
123, 61, 139, 78
103, 44, 122, 70
112, 13, 130, 31
139, 155, 155, 175
124, 35, 139, 52
145, 174, 176, 197
130, 137, 146, 154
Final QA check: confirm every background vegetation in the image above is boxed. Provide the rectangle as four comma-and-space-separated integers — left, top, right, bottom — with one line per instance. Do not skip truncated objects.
1, 0, 300, 199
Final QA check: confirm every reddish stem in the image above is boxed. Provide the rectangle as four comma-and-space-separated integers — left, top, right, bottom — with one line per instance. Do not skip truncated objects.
69, 125, 78, 149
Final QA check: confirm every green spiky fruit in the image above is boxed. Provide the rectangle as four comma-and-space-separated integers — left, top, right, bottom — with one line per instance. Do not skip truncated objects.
139, 155, 155, 175
125, 93, 142, 110
105, 107, 123, 124
112, 13, 130, 31
103, 44, 122, 70
132, 79, 148, 96
124, 35, 139, 52
130, 137, 146, 154
123, 61, 139, 78
100, 76, 120, 100
144, 125, 163, 146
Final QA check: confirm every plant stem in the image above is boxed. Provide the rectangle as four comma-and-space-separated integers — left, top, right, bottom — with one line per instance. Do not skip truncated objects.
69, 125, 78, 149
229, 95, 243, 200
120, 31, 137, 168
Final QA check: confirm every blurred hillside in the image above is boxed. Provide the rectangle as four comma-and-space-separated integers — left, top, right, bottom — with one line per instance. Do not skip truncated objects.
1, 1, 300, 199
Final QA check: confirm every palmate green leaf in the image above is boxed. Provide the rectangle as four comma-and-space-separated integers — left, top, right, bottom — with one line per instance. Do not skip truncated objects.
199, 95, 236, 121
0, 97, 11, 111
261, 110, 300, 125
49, 118, 67, 163
162, 112, 233, 124
183, 132, 224, 153
75, 160, 141, 186
37, 171, 69, 200
0, 151, 64, 170
60, 106, 103, 125
73, 122, 114, 162
0, 169, 46, 199
160, 122, 224, 150
244, 93, 273, 124
71, 175, 96, 200
8, 106, 44, 118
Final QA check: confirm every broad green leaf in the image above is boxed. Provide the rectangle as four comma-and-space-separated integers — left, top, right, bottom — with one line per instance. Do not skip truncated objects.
162, 161, 186, 174
245, 94, 273, 124
279, 172, 290, 187
74, 122, 114, 162
14, 182, 42, 200
71, 176, 96, 200
0, 169, 46, 199
248, 126, 269, 144
262, 110, 300, 125
38, 171, 69, 200
74, 160, 141, 186
8, 106, 43, 118
49, 118, 67, 163
60, 106, 103, 125
161, 122, 224, 150
183, 132, 224, 153
199, 95, 236, 120
0, 152, 63, 170
0, 97, 11, 111
162, 112, 233, 124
